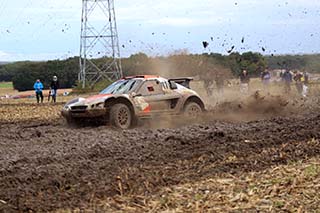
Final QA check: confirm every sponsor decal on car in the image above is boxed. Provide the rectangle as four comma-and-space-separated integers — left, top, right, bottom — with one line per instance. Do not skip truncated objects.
134, 97, 151, 113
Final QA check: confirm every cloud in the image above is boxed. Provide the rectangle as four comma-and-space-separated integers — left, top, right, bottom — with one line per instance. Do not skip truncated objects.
271, 18, 315, 26
288, 0, 320, 6
116, 0, 319, 27
0, 50, 75, 61
0, 50, 10, 58
1, 0, 319, 61
146, 17, 222, 27
116, 0, 232, 26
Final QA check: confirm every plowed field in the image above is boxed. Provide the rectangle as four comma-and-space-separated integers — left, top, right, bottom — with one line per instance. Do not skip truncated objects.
0, 91, 319, 212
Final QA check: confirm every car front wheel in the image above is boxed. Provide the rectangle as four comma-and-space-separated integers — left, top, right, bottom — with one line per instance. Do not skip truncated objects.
110, 103, 132, 129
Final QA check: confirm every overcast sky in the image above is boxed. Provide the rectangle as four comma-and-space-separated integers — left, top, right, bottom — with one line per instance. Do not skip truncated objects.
0, 0, 319, 61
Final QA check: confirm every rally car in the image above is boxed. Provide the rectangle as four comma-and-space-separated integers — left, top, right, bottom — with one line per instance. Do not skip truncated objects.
62, 75, 205, 129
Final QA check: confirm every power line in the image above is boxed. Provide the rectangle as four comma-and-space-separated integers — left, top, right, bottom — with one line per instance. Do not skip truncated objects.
79, 0, 122, 88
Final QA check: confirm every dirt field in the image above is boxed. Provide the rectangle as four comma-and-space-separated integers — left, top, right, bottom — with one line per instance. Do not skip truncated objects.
0, 83, 320, 212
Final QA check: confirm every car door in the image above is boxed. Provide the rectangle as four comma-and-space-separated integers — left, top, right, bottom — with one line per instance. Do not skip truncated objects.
136, 79, 181, 114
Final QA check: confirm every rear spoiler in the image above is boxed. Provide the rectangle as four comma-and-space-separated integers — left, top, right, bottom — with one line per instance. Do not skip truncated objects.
168, 77, 193, 89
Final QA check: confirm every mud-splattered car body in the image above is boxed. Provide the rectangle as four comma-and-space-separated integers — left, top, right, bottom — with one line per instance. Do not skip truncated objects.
62, 75, 205, 128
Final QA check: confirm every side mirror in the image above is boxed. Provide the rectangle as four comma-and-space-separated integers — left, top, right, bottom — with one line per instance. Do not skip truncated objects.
169, 81, 178, 90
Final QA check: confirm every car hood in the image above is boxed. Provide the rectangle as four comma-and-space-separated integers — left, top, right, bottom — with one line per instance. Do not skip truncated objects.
84, 94, 113, 104
64, 94, 112, 106
65, 93, 132, 108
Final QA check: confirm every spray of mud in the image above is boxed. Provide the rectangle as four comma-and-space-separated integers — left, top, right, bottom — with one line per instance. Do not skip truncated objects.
141, 92, 291, 129
124, 52, 320, 129
207, 91, 292, 121
145, 51, 232, 79
142, 85, 320, 129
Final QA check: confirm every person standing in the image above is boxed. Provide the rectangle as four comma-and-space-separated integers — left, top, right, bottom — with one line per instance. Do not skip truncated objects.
293, 71, 303, 96
302, 71, 309, 85
281, 69, 292, 94
33, 79, 44, 103
261, 69, 271, 91
50, 76, 60, 103
301, 71, 309, 97
239, 69, 250, 94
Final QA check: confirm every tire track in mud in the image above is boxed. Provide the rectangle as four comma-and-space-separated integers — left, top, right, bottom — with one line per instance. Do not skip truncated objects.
0, 114, 320, 211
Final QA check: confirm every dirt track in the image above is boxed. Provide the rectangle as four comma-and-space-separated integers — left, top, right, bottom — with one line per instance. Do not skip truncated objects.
0, 95, 320, 212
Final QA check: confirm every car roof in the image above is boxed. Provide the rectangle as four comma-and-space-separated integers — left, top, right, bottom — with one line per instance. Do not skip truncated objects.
123, 75, 161, 80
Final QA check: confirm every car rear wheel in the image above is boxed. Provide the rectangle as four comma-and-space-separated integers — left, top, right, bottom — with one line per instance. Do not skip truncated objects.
110, 103, 132, 129
184, 102, 202, 117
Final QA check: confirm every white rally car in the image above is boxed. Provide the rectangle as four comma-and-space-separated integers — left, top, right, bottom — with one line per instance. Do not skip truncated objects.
62, 75, 205, 129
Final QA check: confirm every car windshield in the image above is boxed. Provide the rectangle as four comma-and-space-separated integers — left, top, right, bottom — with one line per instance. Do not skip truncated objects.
99, 79, 142, 94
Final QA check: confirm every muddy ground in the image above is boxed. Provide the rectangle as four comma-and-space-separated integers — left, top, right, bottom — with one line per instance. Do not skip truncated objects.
0, 92, 320, 212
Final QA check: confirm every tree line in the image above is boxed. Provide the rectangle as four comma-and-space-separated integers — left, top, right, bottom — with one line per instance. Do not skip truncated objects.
0, 52, 319, 91
0, 57, 79, 91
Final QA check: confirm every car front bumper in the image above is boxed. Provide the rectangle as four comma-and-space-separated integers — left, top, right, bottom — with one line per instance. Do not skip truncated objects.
61, 108, 106, 118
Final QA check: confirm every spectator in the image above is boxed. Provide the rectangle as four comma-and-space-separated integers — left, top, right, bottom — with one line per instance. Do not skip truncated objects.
50, 76, 60, 103
239, 69, 250, 94
293, 71, 303, 96
33, 79, 44, 103
301, 71, 310, 97
302, 71, 309, 85
281, 69, 292, 93
261, 69, 271, 91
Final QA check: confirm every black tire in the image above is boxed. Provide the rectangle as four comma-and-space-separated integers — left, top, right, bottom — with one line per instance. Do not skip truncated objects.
110, 103, 132, 129
184, 102, 202, 117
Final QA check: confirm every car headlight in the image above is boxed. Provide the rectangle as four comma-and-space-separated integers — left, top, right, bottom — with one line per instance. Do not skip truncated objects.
91, 102, 104, 109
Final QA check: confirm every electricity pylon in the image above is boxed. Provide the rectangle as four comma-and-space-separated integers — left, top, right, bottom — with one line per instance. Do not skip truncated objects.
79, 0, 122, 88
